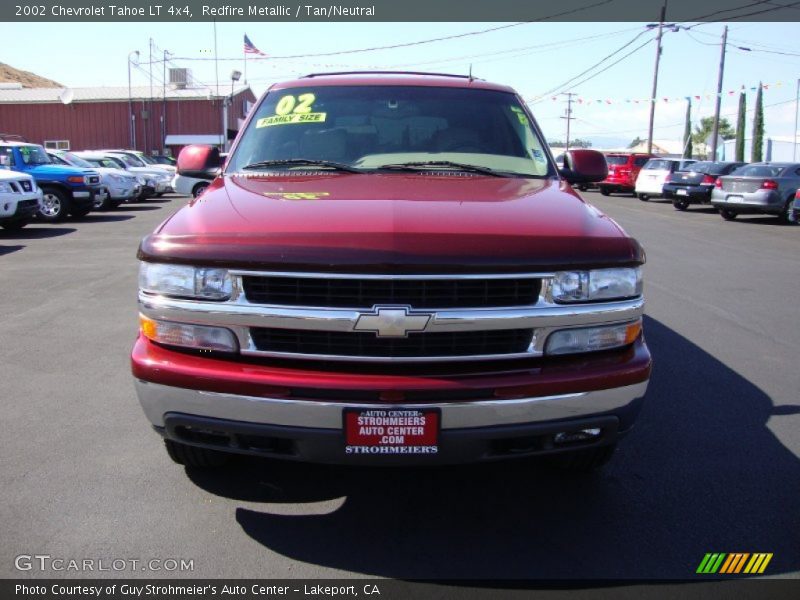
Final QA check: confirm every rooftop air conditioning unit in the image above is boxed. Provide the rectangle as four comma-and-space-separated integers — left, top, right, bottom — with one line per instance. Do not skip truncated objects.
169, 68, 190, 89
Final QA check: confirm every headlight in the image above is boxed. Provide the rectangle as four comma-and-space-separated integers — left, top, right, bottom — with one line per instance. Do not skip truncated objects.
138, 263, 232, 300
0, 182, 13, 193
545, 320, 642, 355
137, 176, 147, 185
140, 315, 238, 353
146, 179, 156, 187
108, 174, 123, 182
551, 268, 642, 303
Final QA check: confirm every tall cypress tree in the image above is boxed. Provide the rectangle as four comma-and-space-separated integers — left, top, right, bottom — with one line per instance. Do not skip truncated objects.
683, 99, 693, 158
735, 91, 746, 162
751, 83, 764, 162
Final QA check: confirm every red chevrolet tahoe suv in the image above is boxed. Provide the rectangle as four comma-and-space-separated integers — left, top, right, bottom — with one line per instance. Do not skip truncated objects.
132, 73, 651, 471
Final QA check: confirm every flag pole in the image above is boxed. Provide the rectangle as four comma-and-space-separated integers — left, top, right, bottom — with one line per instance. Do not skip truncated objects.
243, 35, 248, 84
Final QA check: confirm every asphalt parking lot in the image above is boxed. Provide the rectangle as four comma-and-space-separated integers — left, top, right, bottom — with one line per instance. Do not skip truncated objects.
1, 191, 798, 580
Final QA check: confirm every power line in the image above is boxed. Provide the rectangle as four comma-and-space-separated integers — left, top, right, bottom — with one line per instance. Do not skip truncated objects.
163, 0, 616, 62
533, 29, 654, 100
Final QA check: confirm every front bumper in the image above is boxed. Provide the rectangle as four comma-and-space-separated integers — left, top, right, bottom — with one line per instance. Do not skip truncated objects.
132, 334, 651, 464
0, 194, 41, 219
70, 186, 99, 208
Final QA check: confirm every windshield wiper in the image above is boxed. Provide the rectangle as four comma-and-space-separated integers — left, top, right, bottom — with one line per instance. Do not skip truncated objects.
375, 161, 516, 178
241, 159, 363, 173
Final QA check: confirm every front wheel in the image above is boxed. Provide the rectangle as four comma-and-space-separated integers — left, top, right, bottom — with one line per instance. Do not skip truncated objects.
164, 439, 229, 468
638, 193, 649, 202
719, 208, 738, 221
778, 197, 796, 224
38, 188, 70, 222
192, 182, 209, 198
545, 444, 617, 471
673, 199, 689, 211
599, 188, 610, 196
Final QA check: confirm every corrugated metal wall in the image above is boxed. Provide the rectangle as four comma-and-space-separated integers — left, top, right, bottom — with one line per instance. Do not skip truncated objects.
0, 88, 257, 154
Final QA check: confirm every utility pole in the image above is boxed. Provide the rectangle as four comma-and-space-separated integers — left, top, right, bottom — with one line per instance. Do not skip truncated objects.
793, 77, 799, 161
162, 49, 169, 154
561, 93, 577, 150
647, 1, 667, 155
710, 26, 728, 161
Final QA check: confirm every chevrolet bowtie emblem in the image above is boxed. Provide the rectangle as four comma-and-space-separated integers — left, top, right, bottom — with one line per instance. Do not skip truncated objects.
353, 306, 432, 338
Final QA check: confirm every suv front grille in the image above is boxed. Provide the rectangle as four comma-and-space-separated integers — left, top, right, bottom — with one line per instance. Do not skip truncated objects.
250, 327, 534, 359
242, 276, 541, 309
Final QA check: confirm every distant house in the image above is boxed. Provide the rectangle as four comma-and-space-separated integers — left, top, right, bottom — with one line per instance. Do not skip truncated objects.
0, 80, 256, 156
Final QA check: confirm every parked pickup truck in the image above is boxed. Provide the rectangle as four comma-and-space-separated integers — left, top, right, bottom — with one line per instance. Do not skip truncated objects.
132, 72, 651, 472
0, 139, 101, 221
0, 169, 42, 230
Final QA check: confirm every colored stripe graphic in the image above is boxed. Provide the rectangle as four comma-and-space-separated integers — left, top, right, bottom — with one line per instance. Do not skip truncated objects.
744, 553, 773, 574
697, 553, 727, 573
698, 552, 773, 575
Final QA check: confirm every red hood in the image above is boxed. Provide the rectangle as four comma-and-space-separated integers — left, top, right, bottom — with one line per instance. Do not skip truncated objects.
139, 173, 643, 273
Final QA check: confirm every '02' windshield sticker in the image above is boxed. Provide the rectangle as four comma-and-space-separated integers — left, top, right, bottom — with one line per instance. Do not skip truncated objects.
262, 192, 331, 200
256, 92, 327, 127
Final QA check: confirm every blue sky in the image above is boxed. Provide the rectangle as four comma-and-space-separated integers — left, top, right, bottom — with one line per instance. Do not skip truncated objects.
5, 21, 800, 146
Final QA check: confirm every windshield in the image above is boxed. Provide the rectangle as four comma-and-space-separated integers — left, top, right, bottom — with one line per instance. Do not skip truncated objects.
110, 154, 140, 168
228, 85, 553, 177
605, 155, 629, 166
61, 153, 94, 168
732, 165, 785, 177
18, 145, 52, 165
138, 154, 157, 165
643, 159, 673, 170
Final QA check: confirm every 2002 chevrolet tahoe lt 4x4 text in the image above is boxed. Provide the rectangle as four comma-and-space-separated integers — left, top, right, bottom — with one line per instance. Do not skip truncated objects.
132, 72, 651, 471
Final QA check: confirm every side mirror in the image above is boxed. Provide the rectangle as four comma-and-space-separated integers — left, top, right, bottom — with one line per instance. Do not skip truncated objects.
177, 145, 222, 180
558, 149, 608, 184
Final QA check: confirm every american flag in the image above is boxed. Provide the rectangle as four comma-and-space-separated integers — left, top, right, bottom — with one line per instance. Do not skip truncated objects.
244, 34, 267, 56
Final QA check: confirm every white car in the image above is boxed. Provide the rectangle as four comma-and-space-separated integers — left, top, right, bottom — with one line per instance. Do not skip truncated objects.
76, 152, 171, 199
48, 151, 139, 210
100, 150, 177, 182
0, 170, 42, 230
635, 158, 697, 201
172, 173, 210, 198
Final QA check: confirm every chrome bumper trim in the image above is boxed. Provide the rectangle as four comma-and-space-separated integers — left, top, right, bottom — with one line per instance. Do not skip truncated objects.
135, 379, 649, 430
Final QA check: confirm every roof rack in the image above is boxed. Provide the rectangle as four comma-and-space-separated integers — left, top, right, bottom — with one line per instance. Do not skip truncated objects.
0, 133, 27, 142
300, 71, 482, 81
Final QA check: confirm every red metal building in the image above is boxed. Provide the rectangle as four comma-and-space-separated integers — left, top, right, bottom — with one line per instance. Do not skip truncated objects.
0, 83, 257, 156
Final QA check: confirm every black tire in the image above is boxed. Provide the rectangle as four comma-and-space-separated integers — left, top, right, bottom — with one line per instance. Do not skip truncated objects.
778, 196, 796, 224
164, 439, 229, 467
638, 194, 649, 202
673, 199, 689, 211
192, 182, 210, 198
155, 192, 165, 198
719, 208, 738, 221
600, 188, 610, 196
93, 190, 114, 211
546, 444, 617, 471
38, 187, 71, 222
577, 184, 589, 192
1, 218, 31, 231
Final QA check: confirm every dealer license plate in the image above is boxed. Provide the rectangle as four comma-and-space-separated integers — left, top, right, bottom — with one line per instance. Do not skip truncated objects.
344, 408, 439, 456
676, 189, 688, 196
727, 195, 744, 203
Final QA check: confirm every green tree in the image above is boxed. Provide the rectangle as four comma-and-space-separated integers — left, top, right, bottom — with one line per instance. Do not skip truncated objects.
692, 117, 735, 159
735, 91, 746, 162
751, 83, 764, 162
628, 136, 645, 148
683, 100, 693, 159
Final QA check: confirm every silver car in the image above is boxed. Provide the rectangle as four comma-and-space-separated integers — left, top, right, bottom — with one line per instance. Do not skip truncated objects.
711, 162, 800, 223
